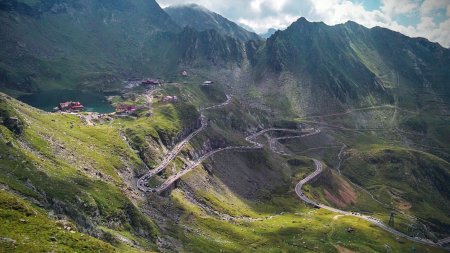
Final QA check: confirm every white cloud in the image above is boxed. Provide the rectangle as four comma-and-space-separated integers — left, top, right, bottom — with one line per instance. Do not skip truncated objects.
250, 0, 263, 13
156, 0, 450, 47
382, 0, 419, 16
238, 15, 299, 32
307, 0, 387, 26
421, 0, 449, 15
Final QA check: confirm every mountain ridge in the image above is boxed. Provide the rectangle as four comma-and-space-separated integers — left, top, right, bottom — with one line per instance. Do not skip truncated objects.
247, 16, 450, 116
164, 3, 261, 42
0, 2, 450, 251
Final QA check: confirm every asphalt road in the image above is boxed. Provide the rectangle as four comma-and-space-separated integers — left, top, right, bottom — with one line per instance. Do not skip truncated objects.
135, 97, 446, 248
295, 159, 439, 247
155, 128, 321, 193
137, 95, 232, 192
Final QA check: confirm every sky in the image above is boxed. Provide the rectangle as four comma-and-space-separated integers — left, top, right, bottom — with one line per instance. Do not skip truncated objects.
156, 0, 450, 47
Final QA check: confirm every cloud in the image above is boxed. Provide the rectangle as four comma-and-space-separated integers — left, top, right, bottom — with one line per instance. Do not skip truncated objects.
421, 0, 449, 15
156, 0, 450, 47
381, 0, 419, 16
238, 15, 299, 33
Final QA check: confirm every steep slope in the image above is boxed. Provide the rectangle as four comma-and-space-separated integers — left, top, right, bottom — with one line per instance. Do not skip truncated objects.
0, 0, 256, 95
2, 82, 446, 252
0, 0, 179, 93
341, 146, 450, 237
0, 92, 161, 251
251, 18, 450, 117
140, 26, 260, 82
165, 4, 261, 42
0, 190, 116, 252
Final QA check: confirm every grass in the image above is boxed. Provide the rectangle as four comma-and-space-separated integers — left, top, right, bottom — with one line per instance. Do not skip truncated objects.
340, 145, 450, 238
171, 189, 447, 252
0, 93, 160, 250
0, 83, 229, 250
1, 81, 448, 253
0, 190, 115, 253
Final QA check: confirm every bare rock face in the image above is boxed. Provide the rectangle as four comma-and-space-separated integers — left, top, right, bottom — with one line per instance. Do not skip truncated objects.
3, 117, 22, 134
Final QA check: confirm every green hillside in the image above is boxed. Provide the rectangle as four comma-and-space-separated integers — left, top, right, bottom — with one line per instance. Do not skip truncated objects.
250, 18, 450, 117
0, 0, 449, 252
1, 85, 447, 252
0, 0, 179, 93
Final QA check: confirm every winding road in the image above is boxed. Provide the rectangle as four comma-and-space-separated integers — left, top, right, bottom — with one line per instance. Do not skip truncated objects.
295, 160, 440, 247
155, 128, 320, 193
136, 115, 208, 192
137, 95, 232, 192
136, 96, 446, 248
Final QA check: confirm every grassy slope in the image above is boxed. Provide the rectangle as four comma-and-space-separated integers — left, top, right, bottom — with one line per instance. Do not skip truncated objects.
341, 146, 450, 237
0, 92, 163, 251
0, 81, 448, 252
0, 190, 116, 253
0, 82, 235, 251
288, 105, 450, 240
170, 156, 446, 252
0, 0, 179, 93
153, 91, 445, 252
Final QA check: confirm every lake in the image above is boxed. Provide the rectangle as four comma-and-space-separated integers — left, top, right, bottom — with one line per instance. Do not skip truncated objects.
18, 90, 114, 113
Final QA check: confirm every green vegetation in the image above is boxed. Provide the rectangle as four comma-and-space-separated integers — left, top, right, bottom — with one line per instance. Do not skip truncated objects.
165, 4, 261, 42
340, 146, 450, 237
0, 190, 117, 252
0, 93, 160, 251
1, 1, 450, 251
0, 75, 448, 252
171, 187, 446, 253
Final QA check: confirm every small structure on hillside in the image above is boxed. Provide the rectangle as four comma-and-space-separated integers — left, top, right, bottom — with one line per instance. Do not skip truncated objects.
57, 102, 84, 112
181, 70, 188, 77
115, 104, 137, 115
162, 96, 178, 103
202, 80, 214, 86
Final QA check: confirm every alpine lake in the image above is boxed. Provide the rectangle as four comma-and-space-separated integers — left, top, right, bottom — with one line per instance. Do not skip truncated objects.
18, 90, 114, 113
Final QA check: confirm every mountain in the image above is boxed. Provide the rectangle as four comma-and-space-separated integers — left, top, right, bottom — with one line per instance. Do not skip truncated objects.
164, 4, 261, 42
260, 28, 278, 39
250, 18, 450, 116
141, 27, 244, 67
0, 0, 179, 93
0, 0, 254, 94
1, 2, 450, 252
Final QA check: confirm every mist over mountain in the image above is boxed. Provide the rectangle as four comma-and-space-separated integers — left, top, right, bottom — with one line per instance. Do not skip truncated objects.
260, 28, 278, 39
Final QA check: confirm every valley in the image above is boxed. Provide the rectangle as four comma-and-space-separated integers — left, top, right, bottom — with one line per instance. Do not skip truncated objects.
0, 0, 449, 252
2, 76, 449, 252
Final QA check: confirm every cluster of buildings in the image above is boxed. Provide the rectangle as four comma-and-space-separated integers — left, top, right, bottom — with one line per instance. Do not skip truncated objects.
54, 101, 84, 112
115, 104, 137, 115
